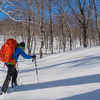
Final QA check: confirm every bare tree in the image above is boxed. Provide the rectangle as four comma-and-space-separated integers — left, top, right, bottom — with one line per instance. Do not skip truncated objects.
0, 0, 21, 22
66, 22, 73, 50
46, 0, 54, 54
67, 0, 93, 47
93, 0, 100, 46
54, 0, 67, 51
35, 0, 45, 58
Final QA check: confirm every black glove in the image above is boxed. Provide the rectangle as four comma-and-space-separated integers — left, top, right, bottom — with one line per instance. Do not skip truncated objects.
32, 55, 36, 59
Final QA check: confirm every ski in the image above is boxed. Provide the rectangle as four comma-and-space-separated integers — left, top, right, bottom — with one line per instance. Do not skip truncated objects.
0, 85, 20, 99
8, 84, 22, 93
0, 93, 7, 99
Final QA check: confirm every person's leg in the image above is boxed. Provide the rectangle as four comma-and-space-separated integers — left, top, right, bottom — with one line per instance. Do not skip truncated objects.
1, 64, 15, 93
12, 67, 18, 87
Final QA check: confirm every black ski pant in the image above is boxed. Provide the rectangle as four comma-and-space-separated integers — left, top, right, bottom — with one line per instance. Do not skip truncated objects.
1, 64, 18, 93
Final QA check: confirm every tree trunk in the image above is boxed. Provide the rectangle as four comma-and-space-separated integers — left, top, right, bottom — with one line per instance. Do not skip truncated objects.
33, 36, 36, 55
40, 35, 44, 58
93, 0, 100, 46
27, 15, 31, 55
49, 0, 54, 54
36, 0, 44, 58
83, 28, 87, 47
59, 38, 61, 53
60, 16, 66, 52
21, 17, 24, 42
69, 34, 72, 50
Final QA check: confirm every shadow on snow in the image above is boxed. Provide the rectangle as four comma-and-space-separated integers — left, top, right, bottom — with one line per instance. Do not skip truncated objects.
1, 74, 99, 93
20, 56, 100, 73
58, 89, 100, 100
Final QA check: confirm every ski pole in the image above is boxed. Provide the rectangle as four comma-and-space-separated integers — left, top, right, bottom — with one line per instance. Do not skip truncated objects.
32, 58, 39, 83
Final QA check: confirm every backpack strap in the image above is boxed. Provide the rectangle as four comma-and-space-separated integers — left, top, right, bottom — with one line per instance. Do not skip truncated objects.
12, 53, 20, 59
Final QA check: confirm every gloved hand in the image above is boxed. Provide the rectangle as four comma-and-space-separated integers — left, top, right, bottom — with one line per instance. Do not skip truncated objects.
32, 55, 36, 59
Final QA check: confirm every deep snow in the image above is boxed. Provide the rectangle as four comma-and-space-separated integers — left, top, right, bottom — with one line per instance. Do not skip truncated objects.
0, 44, 100, 100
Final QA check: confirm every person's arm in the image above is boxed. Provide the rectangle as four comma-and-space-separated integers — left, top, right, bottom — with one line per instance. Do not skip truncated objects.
19, 48, 32, 59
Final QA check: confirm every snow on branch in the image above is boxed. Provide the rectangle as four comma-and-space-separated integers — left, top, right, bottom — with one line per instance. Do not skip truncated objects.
0, 8, 35, 24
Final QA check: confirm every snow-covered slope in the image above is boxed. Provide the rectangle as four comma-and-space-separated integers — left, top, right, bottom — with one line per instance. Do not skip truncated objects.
0, 46, 100, 100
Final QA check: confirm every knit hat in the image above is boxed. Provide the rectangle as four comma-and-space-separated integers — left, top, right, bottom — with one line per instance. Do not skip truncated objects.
20, 42, 25, 48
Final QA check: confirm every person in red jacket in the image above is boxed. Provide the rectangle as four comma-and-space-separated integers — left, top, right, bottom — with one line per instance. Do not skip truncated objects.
0, 42, 36, 95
